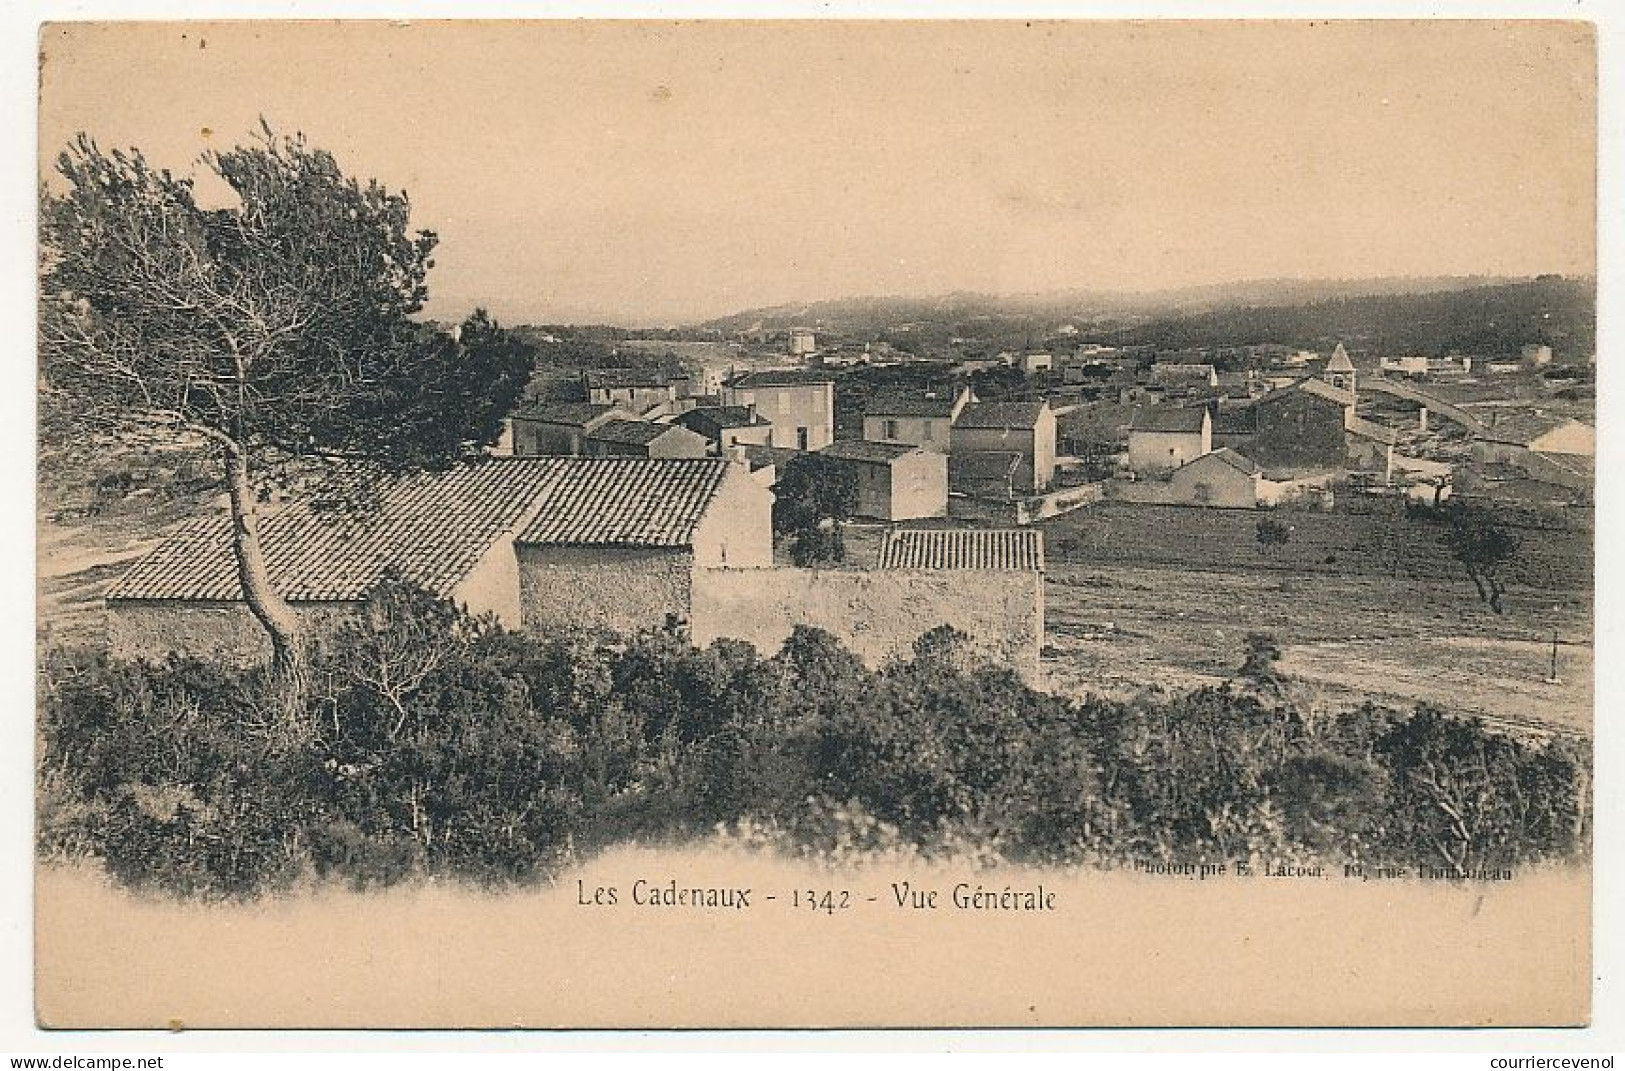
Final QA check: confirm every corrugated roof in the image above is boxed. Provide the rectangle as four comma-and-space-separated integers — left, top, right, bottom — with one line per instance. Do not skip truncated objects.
878, 528, 1044, 571
515, 458, 732, 547
954, 401, 1047, 429
1130, 405, 1210, 434
108, 459, 573, 603
821, 439, 923, 464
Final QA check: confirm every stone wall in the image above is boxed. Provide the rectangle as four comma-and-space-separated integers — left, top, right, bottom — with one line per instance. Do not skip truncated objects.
691, 566, 1044, 682
516, 545, 695, 636
104, 601, 357, 666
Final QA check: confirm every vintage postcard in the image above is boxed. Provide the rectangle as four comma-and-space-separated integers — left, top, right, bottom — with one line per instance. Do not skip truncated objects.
33, 19, 1595, 1028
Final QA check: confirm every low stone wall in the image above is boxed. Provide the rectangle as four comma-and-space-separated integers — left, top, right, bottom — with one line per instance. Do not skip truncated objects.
691, 566, 1044, 682
104, 601, 357, 665
517, 545, 695, 637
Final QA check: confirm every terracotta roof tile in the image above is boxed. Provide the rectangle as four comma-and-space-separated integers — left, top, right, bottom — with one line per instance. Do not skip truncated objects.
108, 459, 571, 603
515, 458, 732, 546
878, 528, 1044, 571
954, 401, 1047, 430
108, 458, 738, 602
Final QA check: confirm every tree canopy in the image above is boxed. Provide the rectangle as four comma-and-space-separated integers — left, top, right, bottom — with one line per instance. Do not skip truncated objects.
39, 124, 533, 701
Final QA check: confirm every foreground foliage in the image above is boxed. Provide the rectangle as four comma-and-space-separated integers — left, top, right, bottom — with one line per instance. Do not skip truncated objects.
38, 581, 1590, 897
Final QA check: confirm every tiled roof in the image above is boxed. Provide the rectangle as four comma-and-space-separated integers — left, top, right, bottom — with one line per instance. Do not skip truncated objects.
1477, 413, 1589, 446
512, 401, 623, 426
954, 401, 1047, 430
585, 418, 678, 447
1130, 405, 1210, 434
1150, 363, 1216, 383
878, 528, 1044, 571
515, 458, 732, 547
108, 459, 572, 603
865, 390, 963, 418
1213, 404, 1257, 434
821, 439, 923, 464
727, 369, 836, 388
1346, 414, 1400, 446
675, 406, 766, 435
1325, 343, 1356, 373
1259, 377, 1356, 409
1184, 447, 1263, 477
740, 445, 804, 472
583, 368, 674, 389
948, 451, 1023, 480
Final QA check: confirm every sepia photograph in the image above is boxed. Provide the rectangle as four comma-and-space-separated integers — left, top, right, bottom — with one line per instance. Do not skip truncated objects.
30, 17, 1598, 1029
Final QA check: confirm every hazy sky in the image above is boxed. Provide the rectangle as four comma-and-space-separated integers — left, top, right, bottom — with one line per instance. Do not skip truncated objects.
39, 20, 1596, 325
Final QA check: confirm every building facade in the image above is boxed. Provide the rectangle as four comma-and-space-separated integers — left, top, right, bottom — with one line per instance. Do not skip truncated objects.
949, 401, 1056, 493
862, 387, 972, 451
820, 439, 949, 521
1127, 405, 1213, 475
721, 369, 836, 450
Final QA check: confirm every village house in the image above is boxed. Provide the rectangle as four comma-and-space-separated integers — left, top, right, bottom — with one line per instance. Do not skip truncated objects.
820, 439, 949, 522
721, 369, 836, 451
1127, 405, 1212, 475
950, 400, 1057, 494
1211, 403, 1258, 450
1165, 447, 1273, 509
1249, 377, 1357, 468
1380, 355, 1430, 377
1475, 413, 1596, 460
509, 401, 628, 456
1471, 413, 1595, 491
673, 406, 774, 453
583, 418, 710, 459
862, 386, 973, 451
583, 369, 682, 415
1020, 352, 1054, 375
948, 451, 1023, 501
104, 457, 774, 664
1149, 362, 1219, 390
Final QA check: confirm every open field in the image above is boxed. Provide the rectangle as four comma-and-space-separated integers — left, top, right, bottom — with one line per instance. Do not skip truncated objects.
38, 460, 1594, 737
1041, 563, 1592, 736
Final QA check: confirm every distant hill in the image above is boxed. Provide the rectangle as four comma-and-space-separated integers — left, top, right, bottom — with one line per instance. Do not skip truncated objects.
694, 275, 1595, 361
1097, 276, 1595, 361
694, 276, 1533, 335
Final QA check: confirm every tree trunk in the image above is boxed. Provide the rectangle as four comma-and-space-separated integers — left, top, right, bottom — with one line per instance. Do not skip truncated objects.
222, 444, 310, 718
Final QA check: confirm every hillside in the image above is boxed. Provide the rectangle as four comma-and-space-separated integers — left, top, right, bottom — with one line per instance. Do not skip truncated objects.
693, 275, 1594, 362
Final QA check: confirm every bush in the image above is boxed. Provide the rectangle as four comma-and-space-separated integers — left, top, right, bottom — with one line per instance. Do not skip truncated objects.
37, 582, 1591, 897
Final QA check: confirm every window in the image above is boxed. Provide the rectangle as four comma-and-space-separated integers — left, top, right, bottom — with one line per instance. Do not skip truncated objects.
923, 420, 935, 441
797, 426, 809, 450
884, 419, 900, 440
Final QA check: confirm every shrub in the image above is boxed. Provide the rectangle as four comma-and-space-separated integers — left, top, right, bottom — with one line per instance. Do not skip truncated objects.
36, 582, 1591, 896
